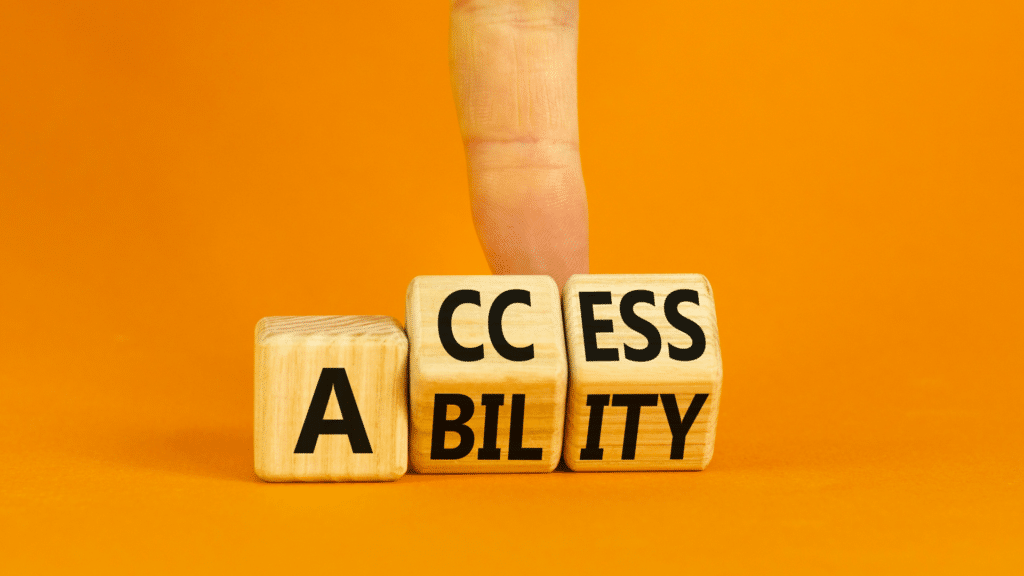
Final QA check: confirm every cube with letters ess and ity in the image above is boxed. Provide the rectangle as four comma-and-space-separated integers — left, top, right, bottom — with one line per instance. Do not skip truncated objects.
562, 274, 723, 471
254, 316, 408, 481
406, 275, 567, 473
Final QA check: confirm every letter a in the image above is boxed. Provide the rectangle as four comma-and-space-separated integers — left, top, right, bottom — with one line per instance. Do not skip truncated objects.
294, 368, 373, 454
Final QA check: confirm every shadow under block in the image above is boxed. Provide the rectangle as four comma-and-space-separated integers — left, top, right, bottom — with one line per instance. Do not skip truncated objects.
406, 276, 567, 473
254, 316, 408, 482
562, 274, 723, 471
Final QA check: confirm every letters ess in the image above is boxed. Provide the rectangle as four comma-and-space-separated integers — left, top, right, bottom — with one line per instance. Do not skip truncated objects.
254, 274, 723, 481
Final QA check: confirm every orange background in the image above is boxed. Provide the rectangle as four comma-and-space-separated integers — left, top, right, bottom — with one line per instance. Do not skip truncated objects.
2, 0, 1022, 572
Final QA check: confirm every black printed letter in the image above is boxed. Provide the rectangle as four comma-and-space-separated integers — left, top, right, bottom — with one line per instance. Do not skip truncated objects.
580, 394, 610, 460
661, 393, 708, 459
294, 368, 372, 454
477, 394, 504, 460
489, 289, 535, 362
665, 289, 706, 361
508, 394, 543, 460
579, 291, 618, 361
430, 394, 475, 459
438, 289, 484, 362
620, 290, 662, 362
612, 394, 659, 460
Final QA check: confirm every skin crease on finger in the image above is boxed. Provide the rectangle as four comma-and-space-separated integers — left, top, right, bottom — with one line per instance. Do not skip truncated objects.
450, 0, 590, 288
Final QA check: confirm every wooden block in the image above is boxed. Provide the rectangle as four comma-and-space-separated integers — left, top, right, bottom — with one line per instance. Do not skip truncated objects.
562, 274, 722, 471
406, 275, 567, 473
254, 316, 408, 481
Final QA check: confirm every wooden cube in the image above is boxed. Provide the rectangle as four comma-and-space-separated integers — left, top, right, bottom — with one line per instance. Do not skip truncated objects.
562, 274, 722, 471
406, 276, 567, 473
254, 316, 408, 481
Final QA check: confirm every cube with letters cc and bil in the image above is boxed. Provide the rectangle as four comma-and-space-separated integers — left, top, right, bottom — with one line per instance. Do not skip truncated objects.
406, 275, 567, 473
562, 274, 722, 471
254, 316, 408, 481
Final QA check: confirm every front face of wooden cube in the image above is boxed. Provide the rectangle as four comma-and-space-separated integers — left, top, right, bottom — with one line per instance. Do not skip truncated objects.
254, 316, 408, 482
407, 276, 567, 473
562, 274, 723, 471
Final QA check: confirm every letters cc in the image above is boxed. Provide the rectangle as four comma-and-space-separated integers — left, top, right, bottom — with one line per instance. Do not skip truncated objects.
437, 289, 535, 362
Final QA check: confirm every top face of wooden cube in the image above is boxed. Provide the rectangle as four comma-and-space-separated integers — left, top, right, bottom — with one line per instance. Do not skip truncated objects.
562, 274, 722, 386
406, 275, 567, 385
256, 315, 407, 346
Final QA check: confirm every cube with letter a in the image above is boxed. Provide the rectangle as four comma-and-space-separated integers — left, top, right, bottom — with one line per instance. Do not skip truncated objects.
406, 275, 567, 473
254, 316, 408, 482
562, 274, 723, 471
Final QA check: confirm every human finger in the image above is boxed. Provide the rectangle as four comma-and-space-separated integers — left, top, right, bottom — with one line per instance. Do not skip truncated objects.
450, 0, 589, 288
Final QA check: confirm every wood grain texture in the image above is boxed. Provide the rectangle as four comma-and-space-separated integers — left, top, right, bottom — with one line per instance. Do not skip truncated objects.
254, 316, 408, 481
562, 275, 723, 471
406, 276, 567, 473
